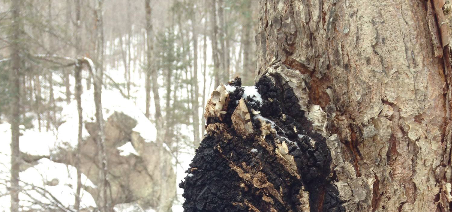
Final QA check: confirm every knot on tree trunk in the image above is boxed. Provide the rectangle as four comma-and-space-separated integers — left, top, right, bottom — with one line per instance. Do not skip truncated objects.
180, 75, 345, 212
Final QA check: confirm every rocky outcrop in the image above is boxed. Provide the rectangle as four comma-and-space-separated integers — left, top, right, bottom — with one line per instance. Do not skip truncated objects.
55, 112, 176, 210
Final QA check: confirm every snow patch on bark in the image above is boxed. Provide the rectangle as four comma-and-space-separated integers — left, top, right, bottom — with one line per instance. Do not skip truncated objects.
242, 86, 262, 104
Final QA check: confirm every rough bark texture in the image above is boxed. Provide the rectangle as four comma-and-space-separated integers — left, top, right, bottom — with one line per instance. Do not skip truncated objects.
254, 0, 452, 211
183, 0, 452, 211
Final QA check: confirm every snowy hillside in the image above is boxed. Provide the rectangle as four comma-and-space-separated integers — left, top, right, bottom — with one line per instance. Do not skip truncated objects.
0, 87, 192, 211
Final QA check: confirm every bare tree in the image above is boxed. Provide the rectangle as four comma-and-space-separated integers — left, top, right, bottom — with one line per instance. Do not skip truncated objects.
145, 0, 152, 119
241, 0, 252, 85
210, 0, 220, 88
93, 1, 110, 211
201, 2, 208, 139
74, 0, 83, 211
191, 1, 200, 147
64, 0, 72, 103
9, 0, 22, 211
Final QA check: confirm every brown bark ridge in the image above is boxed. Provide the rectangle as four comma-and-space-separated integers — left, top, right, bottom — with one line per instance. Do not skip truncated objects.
182, 0, 452, 211
255, 0, 451, 211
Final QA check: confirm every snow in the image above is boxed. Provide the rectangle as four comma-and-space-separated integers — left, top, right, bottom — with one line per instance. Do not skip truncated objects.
0, 124, 96, 211
20, 159, 97, 208
224, 84, 236, 93
0, 83, 160, 211
163, 143, 171, 152
20, 126, 57, 156
101, 90, 157, 143
251, 148, 258, 153
114, 202, 153, 212
242, 86, 262, 104
58, 89, 157, 148
82, 57, 96, 73
118, 142, 139, 156
254, 114, 276, 127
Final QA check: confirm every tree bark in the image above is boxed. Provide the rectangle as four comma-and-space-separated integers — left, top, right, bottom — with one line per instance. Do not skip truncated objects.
93, 1, 110, 211
145, 0, 162, 126
9, 1, 22, 211
74, 0, 82, 210
201, 0, 208, 138
241, 0, 252, 86
126, 0, 132, 97
64, 0, 72, 104
210, 0, 221, 88
74, 62, 83, 212
192, 2, 201, 148
119, 35, 130, 98
46, 0, 56, 130
218, 0, 227, 82
145, 0, 152, 119
34, 75, 42, 132
182, 0, 452, 211
254, 0, 452, 210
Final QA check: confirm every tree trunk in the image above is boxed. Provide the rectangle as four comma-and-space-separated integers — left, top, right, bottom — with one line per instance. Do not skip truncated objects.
241, 0, 252, 86
145, 0, 162, 126
182, 0, 452, 211
9, 1, 22, 211
119, 36, 130, 98
74, 0, 82, 211
201, 0, 208, 138
192, 3, 201, 148
74, 63, 83, 212
218, 0, 227, 82
46, 72, 55, 130
64, 0, 72, 104
145, 0, 152, 119
126, 0, 132, 97
35, 75, 42, 132
93, 1, 110, 211
47, 0, 55, 130
255, 0, 452, 210
210, 0, 221, 88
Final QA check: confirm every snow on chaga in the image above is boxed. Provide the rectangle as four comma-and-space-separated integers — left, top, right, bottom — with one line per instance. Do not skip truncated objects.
180, 76, 345, 212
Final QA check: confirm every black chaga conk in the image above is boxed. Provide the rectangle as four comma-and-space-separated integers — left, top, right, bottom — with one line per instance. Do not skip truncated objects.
180, 76, 344, 212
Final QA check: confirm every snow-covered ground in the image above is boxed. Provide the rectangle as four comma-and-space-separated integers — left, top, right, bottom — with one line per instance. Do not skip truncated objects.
0, 84, 193, 211
0, 123, 96, 211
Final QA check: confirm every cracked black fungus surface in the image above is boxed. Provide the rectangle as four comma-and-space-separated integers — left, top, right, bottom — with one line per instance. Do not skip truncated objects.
180, 76, 344, 212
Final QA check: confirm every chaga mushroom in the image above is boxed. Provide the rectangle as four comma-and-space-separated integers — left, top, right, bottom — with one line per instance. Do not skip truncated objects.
180, 76, 345, 212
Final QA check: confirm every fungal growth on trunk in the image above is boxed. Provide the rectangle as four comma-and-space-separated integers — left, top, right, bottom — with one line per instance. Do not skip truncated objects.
180, 73, 345, 211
